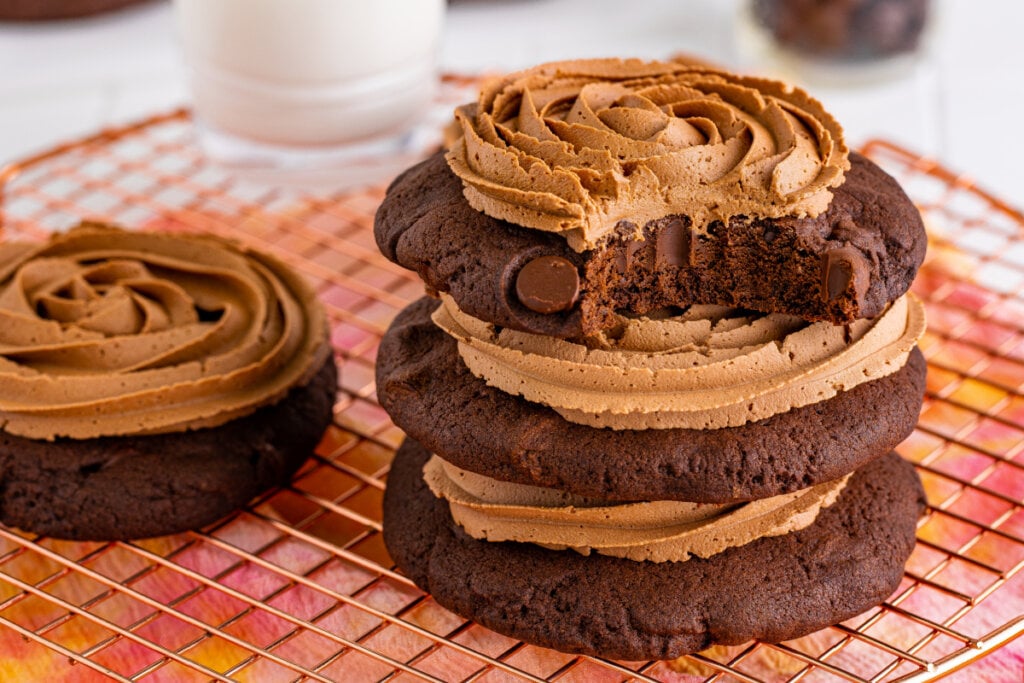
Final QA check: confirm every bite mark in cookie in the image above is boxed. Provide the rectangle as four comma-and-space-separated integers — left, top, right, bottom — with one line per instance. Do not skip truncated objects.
375, 150, 926, 335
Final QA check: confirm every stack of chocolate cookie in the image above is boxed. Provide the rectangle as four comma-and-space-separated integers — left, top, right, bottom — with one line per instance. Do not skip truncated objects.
375, 59, 927, 659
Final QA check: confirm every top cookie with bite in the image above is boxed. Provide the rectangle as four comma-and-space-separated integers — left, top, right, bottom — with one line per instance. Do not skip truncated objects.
375, 58, 926, 338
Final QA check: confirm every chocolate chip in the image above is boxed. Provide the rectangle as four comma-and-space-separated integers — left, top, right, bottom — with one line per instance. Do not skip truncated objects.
515, 255, 580, 314
819, 255, 851, 299
626, 238, 646, 270
825, 257, 852, 300
612, 252, 628, 274
826, 216, 859, 243
656, 217, 691, 267
821, 246, 868, 303
763, 226, 778, 244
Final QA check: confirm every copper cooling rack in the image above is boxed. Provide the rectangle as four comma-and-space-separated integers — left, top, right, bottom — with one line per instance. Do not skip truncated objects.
0, 109, 1022, 682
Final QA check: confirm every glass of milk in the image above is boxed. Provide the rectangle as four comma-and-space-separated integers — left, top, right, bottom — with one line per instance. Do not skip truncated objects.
174, 0, 446, 183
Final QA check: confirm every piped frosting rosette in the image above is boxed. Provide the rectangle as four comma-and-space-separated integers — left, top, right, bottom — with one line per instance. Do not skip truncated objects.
447, 58, 850, 251
433, 292, 925, 431
0, 225, 330, 440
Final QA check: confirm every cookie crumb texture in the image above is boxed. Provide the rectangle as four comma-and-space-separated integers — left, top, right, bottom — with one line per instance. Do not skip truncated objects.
384, 440, 924, 660
374, 151, 925, 337
0, 357, 337, 541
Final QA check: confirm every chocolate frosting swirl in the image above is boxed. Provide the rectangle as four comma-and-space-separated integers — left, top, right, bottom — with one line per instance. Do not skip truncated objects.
0, 225, 330, 440
434, 292, 924, 430
424, 454, 849, 563
447, 58, 849, 251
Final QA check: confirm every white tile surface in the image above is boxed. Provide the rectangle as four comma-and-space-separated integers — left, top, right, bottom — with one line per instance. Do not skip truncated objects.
0, 3, 177, 91
0, 86, 109, 159
442, 0, 740, 69
0, 0, 1022, 206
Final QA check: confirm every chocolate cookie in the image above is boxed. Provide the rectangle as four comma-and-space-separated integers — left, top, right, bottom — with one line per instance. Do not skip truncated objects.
384, 439, 925, 660
374, 151, 926, 338
376, 297, 926, 503
0, 356, 336, 541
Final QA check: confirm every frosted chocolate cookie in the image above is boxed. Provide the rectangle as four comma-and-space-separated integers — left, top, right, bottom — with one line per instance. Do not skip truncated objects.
384, 439, 925, 660
377, 296, 925, 502
0, 224, 336, 540
374, 60, 926, 338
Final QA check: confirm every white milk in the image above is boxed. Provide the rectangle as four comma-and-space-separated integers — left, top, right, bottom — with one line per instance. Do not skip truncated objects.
174, 0, 445, 146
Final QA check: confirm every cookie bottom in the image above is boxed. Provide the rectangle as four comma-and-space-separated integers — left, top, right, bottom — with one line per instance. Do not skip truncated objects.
384, 438, 925, 660
0, 356, 337, 541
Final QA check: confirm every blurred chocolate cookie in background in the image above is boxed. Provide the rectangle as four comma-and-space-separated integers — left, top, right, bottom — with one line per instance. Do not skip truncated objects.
0, 0, 152, 21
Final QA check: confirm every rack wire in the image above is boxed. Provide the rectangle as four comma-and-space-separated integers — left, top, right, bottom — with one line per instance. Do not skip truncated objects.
0, 106, 1022, 682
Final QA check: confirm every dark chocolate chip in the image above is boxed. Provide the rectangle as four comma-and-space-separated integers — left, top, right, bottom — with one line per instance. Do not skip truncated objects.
656, 217, 691, 267
825, 257, 853, 300
763, 226, 778, 244
515, 255, 580, 314
826, 216, 859, 243
821, 246, 868, 303
612, 252, 628, 274
625, 238, 646, 270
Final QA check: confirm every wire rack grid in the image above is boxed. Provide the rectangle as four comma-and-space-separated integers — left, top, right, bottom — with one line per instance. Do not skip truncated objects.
0, 109, 1022, 683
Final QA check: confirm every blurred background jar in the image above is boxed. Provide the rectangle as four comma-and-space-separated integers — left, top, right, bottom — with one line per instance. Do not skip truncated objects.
739, 0, 934, 85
